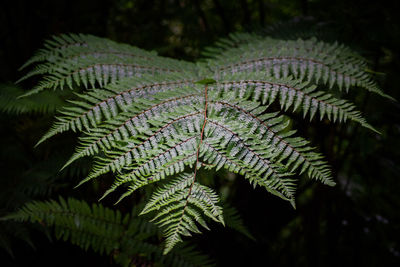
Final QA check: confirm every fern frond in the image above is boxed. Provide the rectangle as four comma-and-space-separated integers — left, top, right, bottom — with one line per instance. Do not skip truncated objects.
209, 37, 392, 99
140, 173, 224, 254
21, 29, 391, 254
67, 79, 336, 204
36, 73, 198, 146
81, 92, 304, 205
18, 34, 197, 97
207, 93, 334, 185
201, 32, 262, 59
222, 204, 255, 241
19, 33, 158, 70
3, 197, 213, 267
61, 88, 200, 169
4, 197, 132, 254
201, 126, 297, 205
0, 83, 65, 115
102, 135, 198, 203
211, 73, 379, 132
77, 106, 203, 188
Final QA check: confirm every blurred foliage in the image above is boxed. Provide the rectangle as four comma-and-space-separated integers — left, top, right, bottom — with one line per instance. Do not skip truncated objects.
0, 0, 399, 266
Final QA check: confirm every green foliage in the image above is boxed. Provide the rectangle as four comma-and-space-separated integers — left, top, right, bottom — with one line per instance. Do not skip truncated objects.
141, 173, 224, 254
0, 83, 65, 115
3, 197, 214, 267
17, 34, 196, 97
18, 31, 391, 253
221, 204, 255, 241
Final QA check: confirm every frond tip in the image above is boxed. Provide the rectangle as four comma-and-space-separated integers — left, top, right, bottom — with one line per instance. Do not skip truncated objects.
141, 173, 224, 254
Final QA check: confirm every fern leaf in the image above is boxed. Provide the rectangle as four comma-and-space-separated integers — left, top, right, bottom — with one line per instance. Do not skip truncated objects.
207, 94, 334, 185
20, 30, 393, 254
19, 33, 157, 70
102, 136, 198, 203
201, 32, 262, 59
77, 108, 203, 188
4, 197, 129, 254
211, 73, 379, 133
36, 74, 198, 147
61, 88, 201, 169
222, 204, 255, 241
18, 34, 196, 97
202, 133, 297, 206
140, 173, 224, 254
209, 37, 392, 99
0, 83, 65, 115
3, 197, 214, 267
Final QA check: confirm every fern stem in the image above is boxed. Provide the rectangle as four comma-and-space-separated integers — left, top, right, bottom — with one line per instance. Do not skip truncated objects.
189, 84, 209, 192
63, 51, 155, 63
218, 56, 326, 71
217, 56, 354, 81
178, 84, 209, 233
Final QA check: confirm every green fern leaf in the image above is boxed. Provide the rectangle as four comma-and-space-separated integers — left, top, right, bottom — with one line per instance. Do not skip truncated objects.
141, 173, 224, 254
36, 73, 198, 147
3, 197, 214, 266
18, 34, 196, 97
208, 37, 392, 99
18, 29, 393, 253
211, 73, 379, 133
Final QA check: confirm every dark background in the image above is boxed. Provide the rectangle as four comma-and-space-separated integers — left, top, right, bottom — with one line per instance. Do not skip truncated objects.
1, 0, 400, 266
